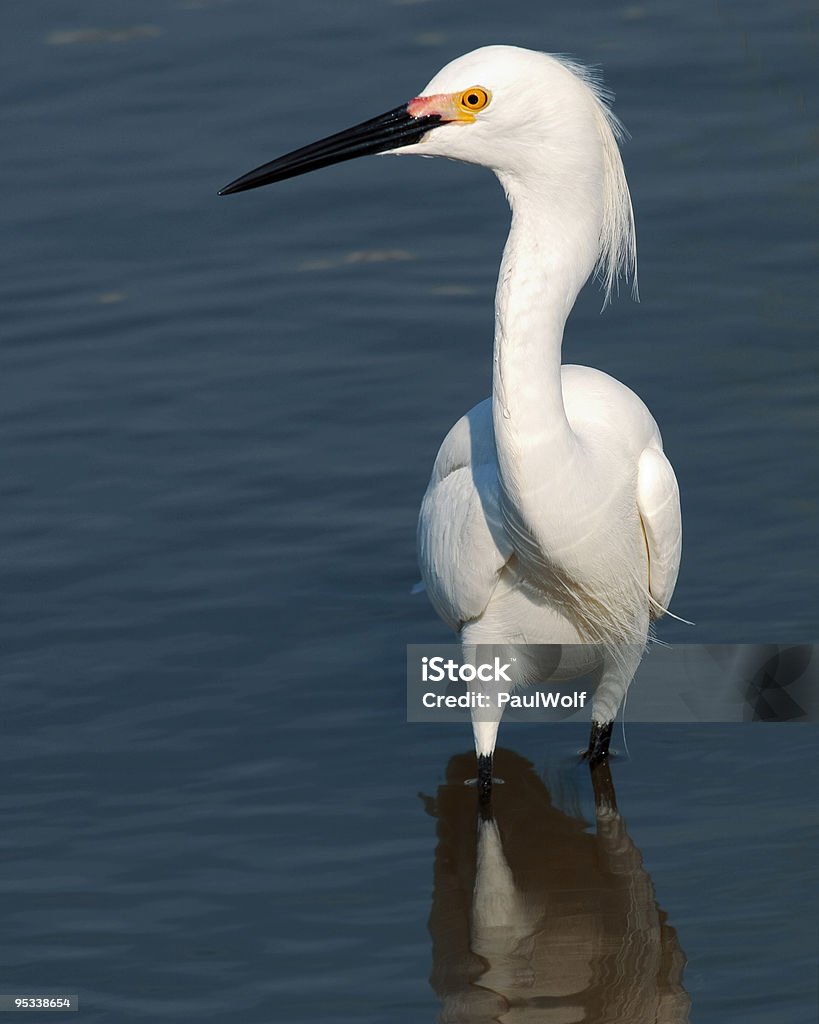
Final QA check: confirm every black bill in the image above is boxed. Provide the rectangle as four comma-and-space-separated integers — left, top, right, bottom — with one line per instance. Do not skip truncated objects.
218, 104, 442, 196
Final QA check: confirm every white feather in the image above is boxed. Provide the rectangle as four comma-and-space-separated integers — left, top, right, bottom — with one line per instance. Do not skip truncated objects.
402, 47, 686, 742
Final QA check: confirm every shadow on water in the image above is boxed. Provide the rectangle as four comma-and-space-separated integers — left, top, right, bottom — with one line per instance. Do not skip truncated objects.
423, 749, 690, 1022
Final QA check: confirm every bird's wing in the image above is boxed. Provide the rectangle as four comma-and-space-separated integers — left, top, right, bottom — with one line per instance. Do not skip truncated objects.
636, 445, 682, 617
418, 401, 513, 632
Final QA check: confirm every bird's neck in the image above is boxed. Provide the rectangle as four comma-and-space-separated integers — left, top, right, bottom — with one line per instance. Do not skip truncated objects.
491, 178, 599, 488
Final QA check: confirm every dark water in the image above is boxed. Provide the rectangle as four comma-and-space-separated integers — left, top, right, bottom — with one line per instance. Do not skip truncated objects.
2, 1, 818, 1020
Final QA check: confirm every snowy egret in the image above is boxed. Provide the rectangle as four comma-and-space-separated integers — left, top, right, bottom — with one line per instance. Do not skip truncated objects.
220, 46, 682, 797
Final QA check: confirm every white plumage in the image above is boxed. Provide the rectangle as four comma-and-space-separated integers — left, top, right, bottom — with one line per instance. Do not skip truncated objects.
402, 48, 682, 779
219, 44, 683, 793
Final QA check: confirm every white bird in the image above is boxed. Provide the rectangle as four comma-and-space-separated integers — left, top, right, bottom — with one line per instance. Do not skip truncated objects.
220, 45, 683, 798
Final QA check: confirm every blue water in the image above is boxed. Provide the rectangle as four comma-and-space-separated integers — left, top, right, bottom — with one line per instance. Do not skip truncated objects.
2, 0, 818, 1020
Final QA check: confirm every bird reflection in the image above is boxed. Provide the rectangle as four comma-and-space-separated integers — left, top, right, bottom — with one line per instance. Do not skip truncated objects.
425, 750, 690, 1022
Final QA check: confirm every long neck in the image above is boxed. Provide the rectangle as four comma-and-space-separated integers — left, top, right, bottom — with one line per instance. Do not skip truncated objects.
491, 177, 599, 505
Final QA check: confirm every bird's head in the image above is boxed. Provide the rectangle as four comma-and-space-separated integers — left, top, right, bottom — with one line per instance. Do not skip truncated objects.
398, 46, 614, 180
221, 46, 616, 191
220, 45, 636, 300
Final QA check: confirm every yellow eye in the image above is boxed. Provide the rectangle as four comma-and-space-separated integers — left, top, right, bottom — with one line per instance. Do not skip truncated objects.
458, 87, 491, 113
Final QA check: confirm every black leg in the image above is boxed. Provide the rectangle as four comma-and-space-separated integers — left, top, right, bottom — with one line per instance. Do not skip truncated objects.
583, 720, 613, 766
477, 753, 493, 804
